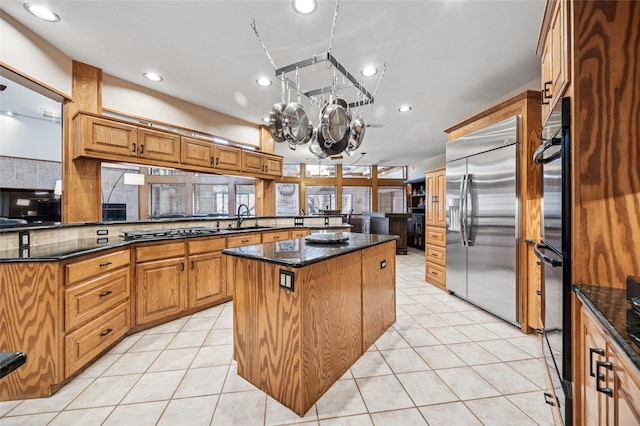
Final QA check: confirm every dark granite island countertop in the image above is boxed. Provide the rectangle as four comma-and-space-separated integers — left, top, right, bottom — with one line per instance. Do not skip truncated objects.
573, 284, 640, 372
222, 232, 398, 268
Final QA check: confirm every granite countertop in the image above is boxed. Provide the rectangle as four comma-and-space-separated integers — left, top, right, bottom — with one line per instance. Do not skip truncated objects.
222, 232, 398, 268
573, 283, 640, 372
0, 226, 353, 262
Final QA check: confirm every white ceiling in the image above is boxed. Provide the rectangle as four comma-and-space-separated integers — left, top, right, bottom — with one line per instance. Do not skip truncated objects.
0, 0, 545, 168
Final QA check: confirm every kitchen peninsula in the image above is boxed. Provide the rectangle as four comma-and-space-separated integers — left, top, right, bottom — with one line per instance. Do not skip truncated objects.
223, 233, 398, 416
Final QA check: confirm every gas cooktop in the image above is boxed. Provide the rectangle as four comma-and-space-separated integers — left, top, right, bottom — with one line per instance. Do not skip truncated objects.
123, 227, 219, 241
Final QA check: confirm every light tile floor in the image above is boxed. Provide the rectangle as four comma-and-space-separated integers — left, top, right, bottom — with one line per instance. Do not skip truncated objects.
0, 248, 554, 425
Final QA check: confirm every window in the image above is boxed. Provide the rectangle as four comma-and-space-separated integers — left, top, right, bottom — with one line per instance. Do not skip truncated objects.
150, 183, 187, 217
342, 166, 371, 178
342, 186, 371, 214
235, 184, 255, 215
306, 186, 336, 215
283, 164, 301, 177
275, 183, 300, 216
193, 184, 229, 216
305, 164, 336, 178
378, 187, 406, 213
377, 166, 406, 179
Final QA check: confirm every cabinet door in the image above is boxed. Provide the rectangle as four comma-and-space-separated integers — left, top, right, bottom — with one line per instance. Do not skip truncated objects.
581, 308, 609, 426
435, 169, 447, 227
263, 155, 283, 176
242, 151, 264, 174
136, 257, 187, 325
75, 113, 138, 158
188, 251, 226, 308
137, 128, 180, 163
213, 145, 242, 171
609, 345, 640, 425
181, 136, 214, 168
425, 173, 436, 226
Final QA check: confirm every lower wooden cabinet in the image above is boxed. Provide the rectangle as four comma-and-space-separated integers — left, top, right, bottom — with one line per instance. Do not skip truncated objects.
135, 242, 188, 325
290, 228, 310, 239
362, 242, 396, 349
187, 238, 227, 309
575, 302, 640, 425
65, 301, 130, 376
262, 230, 290, 243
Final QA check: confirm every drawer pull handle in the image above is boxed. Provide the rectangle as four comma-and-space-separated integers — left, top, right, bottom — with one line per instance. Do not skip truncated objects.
431, 253, 438, 257
273, 236, 280, 239
132, 143, 137, 153
589, 347, 605, 377
431, 271, 438, 275
595, 360, 613, 397
99, 261, 112, 267
543, 392, 555, 406
100, 328, 113, 337
140, 144, 144, 154
191, 261, 195, 270
242, 239, 249, 243
99, 290, 113, 298
181, 262, 185, 271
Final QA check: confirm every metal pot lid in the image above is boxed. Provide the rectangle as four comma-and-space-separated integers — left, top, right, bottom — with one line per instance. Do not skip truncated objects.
268, 103, 286, 143
283, 102, 309, 143
321, 103, 349, 143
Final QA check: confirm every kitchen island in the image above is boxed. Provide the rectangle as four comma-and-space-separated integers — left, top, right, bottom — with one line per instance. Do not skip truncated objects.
223, 233, 398, 416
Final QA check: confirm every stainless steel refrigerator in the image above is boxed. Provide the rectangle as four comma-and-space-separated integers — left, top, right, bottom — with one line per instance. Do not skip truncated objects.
445, 116, 521, 325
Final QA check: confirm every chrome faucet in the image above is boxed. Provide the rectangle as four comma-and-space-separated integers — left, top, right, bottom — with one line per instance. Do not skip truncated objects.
237, 203, 250, 228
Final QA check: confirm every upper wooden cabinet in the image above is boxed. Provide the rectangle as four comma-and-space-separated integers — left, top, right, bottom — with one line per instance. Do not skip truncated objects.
181, 136, 242, 172
537, 0, 569, 124
137, 127, 180, 163
425, 168, 445, 227
74, 112, 282, 179
242, 150, 283, 177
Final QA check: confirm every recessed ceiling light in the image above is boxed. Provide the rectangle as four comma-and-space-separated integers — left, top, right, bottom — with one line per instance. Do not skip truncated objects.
143, 72, 163, 82
361, 66, 378, 77
292, 0, 317, 15
256, 77, 272, 87
398, 105, 412, 113
23, 3, 60, 22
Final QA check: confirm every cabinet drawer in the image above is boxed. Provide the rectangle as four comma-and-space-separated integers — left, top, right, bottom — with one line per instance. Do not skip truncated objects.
136, 241, 185, 262
65, 301, 130, 377
226, 233, 261, 248
188, 237, 226, 255
426, 228, 446, 247
426, 262, 446, 286
262, 231, 290, 243
66, 249, 130, 285
290, 229, 310, 239
426, 245, 446, 266
65, 267, 130, 331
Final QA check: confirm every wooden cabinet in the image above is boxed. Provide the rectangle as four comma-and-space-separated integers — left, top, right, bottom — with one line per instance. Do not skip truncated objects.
64, 248, 131, 376
290, 228, 310, 239
226, 232, 262, 248
362, 242, 396, 349
181, 136, 241, 172
537, 0, 569, 124
135, 242, 188, 326
187, 238, 227, 309
74, 113, 138, 158
425, 168, 447, 290
137, 127, 180, 163
575, 303, 640, 425
407, 214, 425, 250
262, 230, 290, 243
242, 150, 283, 177
426, 169, 446, 227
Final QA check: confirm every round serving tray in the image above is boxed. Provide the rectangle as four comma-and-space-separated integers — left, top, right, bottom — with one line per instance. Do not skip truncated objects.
305, 232, 350, 244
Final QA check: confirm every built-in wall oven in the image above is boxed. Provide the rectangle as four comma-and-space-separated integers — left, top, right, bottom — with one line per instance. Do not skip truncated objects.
533, 96, 571, 425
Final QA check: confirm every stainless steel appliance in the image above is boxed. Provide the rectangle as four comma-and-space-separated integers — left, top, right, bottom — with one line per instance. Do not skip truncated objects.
533, 96, 571, 425
123, 227, 219, 241
445, 116, 521, 325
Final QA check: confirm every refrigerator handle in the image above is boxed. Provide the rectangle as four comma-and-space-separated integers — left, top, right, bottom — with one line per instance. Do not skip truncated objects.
534, 242, 563, 267
533, 137, 561, 165
460, 174, 469, 246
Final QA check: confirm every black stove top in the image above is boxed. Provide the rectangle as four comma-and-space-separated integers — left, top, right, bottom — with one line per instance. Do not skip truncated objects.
123, 227, 219, 241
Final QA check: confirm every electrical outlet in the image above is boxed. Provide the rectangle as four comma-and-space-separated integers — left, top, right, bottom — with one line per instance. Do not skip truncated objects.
380, 260, 386, 269
18, 231, 29, 247
324, 217, 329, 226
279, 269, 295, 292
97, 229, 108, 235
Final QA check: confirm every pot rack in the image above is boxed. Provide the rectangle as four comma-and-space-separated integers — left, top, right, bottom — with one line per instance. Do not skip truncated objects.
250, 0, 386, 111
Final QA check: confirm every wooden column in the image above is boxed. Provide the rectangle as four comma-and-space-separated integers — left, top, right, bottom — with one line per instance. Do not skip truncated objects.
62, 61, 102, 223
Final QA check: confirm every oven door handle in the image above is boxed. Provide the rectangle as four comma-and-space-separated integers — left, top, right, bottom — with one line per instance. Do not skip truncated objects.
533, 137, 562, 165
534, 242, 563, 267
